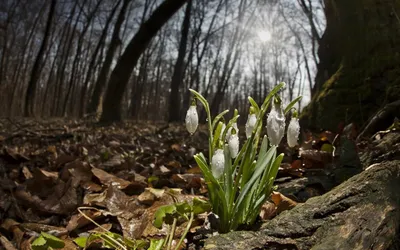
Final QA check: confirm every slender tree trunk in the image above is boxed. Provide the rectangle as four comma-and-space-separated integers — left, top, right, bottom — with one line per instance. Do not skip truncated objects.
24, 0, 56, 117
62, 0, 103, 116
168, 0, 192, 122
100, 0, 188, 123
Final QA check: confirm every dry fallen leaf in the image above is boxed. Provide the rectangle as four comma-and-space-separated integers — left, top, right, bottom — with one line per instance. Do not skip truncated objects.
271, 191, 298, 214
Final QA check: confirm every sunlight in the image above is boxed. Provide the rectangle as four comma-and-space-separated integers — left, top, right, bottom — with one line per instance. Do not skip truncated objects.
257, 30, 272, 42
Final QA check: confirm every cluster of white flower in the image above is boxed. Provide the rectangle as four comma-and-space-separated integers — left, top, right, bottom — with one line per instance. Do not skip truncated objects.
185, 98, 300, 179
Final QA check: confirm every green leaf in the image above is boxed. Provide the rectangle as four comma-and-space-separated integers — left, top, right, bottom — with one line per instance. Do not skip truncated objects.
257, 153, 284, 203
175, 202, 191, 220
148, 176, 159, 184
97, 232, 125, 249
192, 197, 211, 215
258, 135, 269, 161
153, 204, 177, 228
222, 115, 240, 141
223, 145, 233, 212
284, 96, 302, 114
148, 239, 165, 250
194, 153, 229, 227
248, 97, 260, 113
73, 236, 88, 248
31, 236, 47, 250
260, 82, 285, 110
233, 146, 277, 219
123, 237, 149, 249
212, 109, 229, 132
212, 122, 224, 151
41, 232, 65, 249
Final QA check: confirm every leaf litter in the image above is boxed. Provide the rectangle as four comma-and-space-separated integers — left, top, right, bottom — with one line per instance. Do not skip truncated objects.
0, 118, 360, 249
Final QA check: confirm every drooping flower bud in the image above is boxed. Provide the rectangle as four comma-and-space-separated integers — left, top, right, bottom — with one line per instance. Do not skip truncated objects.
211, 148, 225, 179
226, 123, 239, 141
245, 107, 257, 139
266, 98, 285, 146
228, 128, 239, 158
185, 99, 198, 135
287, 110, 300, 148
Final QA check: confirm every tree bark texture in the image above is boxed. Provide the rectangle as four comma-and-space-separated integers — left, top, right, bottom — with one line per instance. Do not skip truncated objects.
168, 0, 192, 122
301, 0, 400, 132
24, 0, 56, 116
99, 0, 188, 123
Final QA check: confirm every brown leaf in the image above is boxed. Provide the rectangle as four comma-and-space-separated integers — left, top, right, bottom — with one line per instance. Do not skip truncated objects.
20, 223, 68, 237
300, 149, 333, 168
55, 154, 77, 168
91, 167, 131, 189
0, 234, 17, 250
1, 219, 24, 249
167, 160, 182, 169
291, 159, 302, 169
171, 144, 181, 152
66, 210, 103, 232
259, 202, 277, 220
271, 192, 297, 214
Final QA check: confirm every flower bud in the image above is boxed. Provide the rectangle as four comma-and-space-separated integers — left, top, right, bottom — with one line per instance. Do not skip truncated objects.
185, 102, 198, 135
287, 111, 300, 148
266, 99, 285, 146
228, 128, 239, 158
245, 107, 257, 139
226, 123, 239, 141
211, 149, 225, 179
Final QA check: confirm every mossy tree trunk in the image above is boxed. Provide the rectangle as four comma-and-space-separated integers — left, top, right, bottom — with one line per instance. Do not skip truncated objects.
301, 0, 400, 131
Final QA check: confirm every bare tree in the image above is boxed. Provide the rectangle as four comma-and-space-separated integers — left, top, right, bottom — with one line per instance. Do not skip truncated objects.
100, 0, 188, 123
86, 0, 131, 115
168, 0, 192, 122
24, 0, 57, 116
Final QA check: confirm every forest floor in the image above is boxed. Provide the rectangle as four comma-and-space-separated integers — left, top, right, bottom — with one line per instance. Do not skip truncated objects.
0, 118, 370, 249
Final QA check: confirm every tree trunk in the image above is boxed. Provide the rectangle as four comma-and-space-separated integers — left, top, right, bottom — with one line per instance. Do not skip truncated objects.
168, 0, 192, 122
301, 0, 400, 132
79, 0, 122, 117
23, 0, 56, 117
99, 0, 188, 123
86, 0, 130, 115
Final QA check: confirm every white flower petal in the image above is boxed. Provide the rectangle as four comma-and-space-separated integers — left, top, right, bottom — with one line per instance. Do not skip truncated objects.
185, 106, 198, 134
266, 102, 285, 146
226, 123, 239, 141
287, 117, 300, 147
228, 134, 239, 158
211, 149, 225, 179
245, 114, 257, 139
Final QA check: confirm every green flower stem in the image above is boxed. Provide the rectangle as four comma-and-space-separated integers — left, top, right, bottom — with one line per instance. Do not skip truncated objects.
166, 218, 177, 250
189, 89, 213, 162
174, 212, 194, 250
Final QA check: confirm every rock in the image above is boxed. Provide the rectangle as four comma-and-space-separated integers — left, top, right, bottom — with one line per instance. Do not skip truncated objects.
205, 160, 400, 250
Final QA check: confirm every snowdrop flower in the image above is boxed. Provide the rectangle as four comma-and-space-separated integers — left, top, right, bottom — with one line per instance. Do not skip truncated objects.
287, 110, 300, 148
228, 128, 239, 158
267, 99, 285, 146
211, 149, 225, 179
185, 101, 198, 135
226, 123, 239, 141
245, 107, 257, 139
